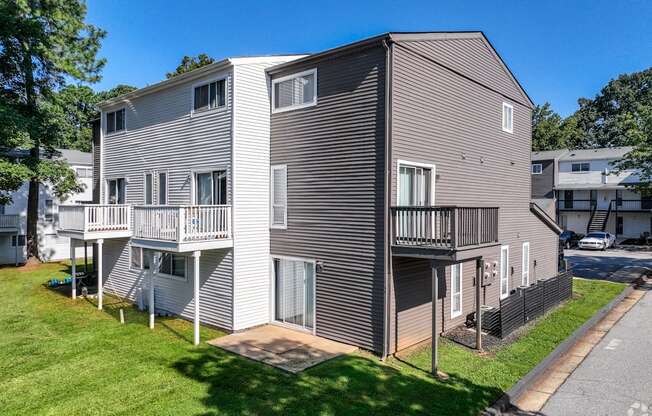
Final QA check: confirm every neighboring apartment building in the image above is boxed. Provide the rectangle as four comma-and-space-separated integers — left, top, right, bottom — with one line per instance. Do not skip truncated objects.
0, 149, 93, 265
531, 147, 650, 238
58, 32, 560, 357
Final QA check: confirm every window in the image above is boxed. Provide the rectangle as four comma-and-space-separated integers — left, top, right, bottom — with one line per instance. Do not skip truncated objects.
159, 252, 186, 280
500, 245, 509, 299
398, 163, 433, 206
194, 170, 227, 205
193, 79, 226, 112
616, 190, 623, 207
106, 108, 125, 134
571, 162, 590, 172
11, 235, 26, 247
107, 178, 126, 204
531, 163, 542, 175
271, 165, 287, 228
272, 69, 317, 113
130, 246, 152, 271
158, 172, 167, 205
273, 257, 315, 330
451, 263, 463, 318
45, 199, 54, 222
563, 190, 573, 209
616, 216, 624, 235
521, 242, 530, 287
502, 102, 513, 133
76, 167, 93, 178
144, 173, 153, 205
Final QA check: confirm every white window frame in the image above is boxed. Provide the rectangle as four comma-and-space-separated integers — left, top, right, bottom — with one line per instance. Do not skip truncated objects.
190, 168, 229, 205
158, 252, 188, 281
396, 160, 436, 206
105, 108, 126, 135
500, 245, 510, 300
190, 76, 228, 117
270, 254, 317, 335
271, 68, 318, 114
130, 247, 187, 281
158, 170, 168, 205
451, 263, 463, 318
521, 242, 530, 287
105, 177, 127, 205
571, 162, 590, 173
531, 163, 543, 175
76, 167, 93, 178
270, 164, 288, 229
44, 199, 55, 222
502, 102, 514, 134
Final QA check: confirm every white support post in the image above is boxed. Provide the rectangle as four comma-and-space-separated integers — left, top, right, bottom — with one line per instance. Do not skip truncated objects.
97, 239, 103, 310
193, 250, 201, 345
149, 251, 159, 330
70, 239, 76, 300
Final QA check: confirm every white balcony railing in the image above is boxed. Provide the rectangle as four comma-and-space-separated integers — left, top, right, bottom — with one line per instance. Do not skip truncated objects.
133, 205, 231, 243
0, 214, 19, 229
59, 204, 131, 233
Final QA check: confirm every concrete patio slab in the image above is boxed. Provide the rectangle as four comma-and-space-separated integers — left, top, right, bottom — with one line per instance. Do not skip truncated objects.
208, 325, 357, 373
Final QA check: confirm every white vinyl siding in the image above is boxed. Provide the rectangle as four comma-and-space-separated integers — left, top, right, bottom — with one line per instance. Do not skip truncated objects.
271, 165, 287, 229
272, 69, 317, 113
500, 245, 509, 299
451, 263, 462, 318
522, 242, 530, 286
502, 102, 513, 133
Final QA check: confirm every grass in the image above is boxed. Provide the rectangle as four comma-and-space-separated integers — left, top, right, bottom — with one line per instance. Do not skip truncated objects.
0, 263, 626, 416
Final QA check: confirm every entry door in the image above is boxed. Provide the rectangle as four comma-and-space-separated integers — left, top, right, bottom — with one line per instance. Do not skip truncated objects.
274, 258, 315, 331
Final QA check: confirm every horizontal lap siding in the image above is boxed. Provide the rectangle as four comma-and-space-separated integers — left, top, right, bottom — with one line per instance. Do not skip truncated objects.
389, 38, 558, 348
270, 45, 386, 352
100, 68, 235, 330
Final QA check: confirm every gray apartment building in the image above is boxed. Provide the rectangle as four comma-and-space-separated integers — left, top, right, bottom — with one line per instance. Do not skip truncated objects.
58, 32, 560, 358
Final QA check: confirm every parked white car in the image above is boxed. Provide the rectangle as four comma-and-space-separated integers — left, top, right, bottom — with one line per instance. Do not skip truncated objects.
578, 232, 616, 250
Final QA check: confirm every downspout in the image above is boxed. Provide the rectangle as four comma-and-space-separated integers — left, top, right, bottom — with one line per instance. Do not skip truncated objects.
381, 37, 394, 360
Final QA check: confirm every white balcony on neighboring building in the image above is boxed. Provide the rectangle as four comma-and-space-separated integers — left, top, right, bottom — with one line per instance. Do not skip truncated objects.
131, 205, 232, 252
0, 214, 20, 233
58, 204, 132, 240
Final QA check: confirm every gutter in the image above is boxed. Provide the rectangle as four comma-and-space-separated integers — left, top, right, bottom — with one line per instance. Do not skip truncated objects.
381, 38, 394, 360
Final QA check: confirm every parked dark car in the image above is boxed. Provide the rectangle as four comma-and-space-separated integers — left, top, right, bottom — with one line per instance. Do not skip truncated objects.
560, 230, 582, 249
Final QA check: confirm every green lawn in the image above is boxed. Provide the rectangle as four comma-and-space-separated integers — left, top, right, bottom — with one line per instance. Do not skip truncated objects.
0, 263, 625, 416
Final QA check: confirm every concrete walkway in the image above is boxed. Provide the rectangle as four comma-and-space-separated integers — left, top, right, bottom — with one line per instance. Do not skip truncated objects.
208, 325, 357, 373
514, 288, 645, 412
542, 288, 652, 416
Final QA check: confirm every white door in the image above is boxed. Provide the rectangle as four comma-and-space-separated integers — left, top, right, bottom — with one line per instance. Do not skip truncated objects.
521, 242, 530, 287
500, 245, 509, 299
274, 258, 315, 331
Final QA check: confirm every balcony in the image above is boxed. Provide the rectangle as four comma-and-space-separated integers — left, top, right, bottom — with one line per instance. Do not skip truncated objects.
557, 199, 596, 211
391, 206, 500, 261
611, 199, 652, 212
0, 214, 19, 232
131, 205, 232, 252
58, 205, 132, 240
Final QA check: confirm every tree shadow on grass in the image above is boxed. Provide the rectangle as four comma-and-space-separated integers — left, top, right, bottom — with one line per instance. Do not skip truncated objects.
173, 346, 505, 416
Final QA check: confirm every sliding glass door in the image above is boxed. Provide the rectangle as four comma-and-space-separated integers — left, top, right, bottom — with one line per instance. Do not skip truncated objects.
274, 258, 315, 331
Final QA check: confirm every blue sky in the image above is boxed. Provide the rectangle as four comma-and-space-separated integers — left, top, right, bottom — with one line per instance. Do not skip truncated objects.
86, 0, 651, 116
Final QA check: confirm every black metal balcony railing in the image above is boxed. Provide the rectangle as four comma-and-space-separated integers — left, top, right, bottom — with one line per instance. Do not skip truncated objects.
557, 199, 596, 210
611, 199, 652, 211
558, 199, 652, 211
391, 206, 499, 250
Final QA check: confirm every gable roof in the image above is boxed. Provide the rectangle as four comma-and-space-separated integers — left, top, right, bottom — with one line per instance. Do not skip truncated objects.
4, 148, 92, 165
267, 31, 533, 108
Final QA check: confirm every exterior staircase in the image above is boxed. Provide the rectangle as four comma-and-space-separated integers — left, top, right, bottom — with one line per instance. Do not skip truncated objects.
587, 208, 610, 233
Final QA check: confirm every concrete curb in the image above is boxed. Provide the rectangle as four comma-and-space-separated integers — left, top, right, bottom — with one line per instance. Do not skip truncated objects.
486, 282, 636, 414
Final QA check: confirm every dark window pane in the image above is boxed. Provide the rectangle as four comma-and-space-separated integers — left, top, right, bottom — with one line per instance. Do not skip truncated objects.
172, 255, 185, 277
145, 174, 153, 205
194, 85, 209, 110
196, 173, 212, 205
209, 82, 216, 108
213, 170, 227, 204
117, 178, 125, 204
159, 173, 167, 204
107, 112, 115, 133
160, 253, 172, 275
216, 79, 225, 107
115, 109, 124, 131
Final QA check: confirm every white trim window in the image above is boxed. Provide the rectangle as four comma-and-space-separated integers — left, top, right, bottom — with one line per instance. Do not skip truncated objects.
271, 165, 287, 229
531, 163, 543, 175
451, 263, 463, 318
44, 199, 55, 222
272, 256, 316, 332
522, 242, 530, 287
159, 252, 187, 281
76, 167, 93, 178
130, 246, 150, 270
106, 108, 126, 134
397, 161, 435, 207
194, 170, 227, 205
500, 245, 510, 299
144, 173, 153, 205
11, 235, 26, 247
192, 78, 226, 113
502, 102, 513, 133
107, 178, 126, 204
158, 171, 168, 205
571, 162, 590, 172
272, 69, 317, 113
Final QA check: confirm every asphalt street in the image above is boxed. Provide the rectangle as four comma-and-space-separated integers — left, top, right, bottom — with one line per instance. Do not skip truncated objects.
542, 288, 652, 416
564, 248, 652, 280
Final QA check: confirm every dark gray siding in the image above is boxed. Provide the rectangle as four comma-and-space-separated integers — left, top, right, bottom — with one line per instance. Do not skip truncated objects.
270, 44, 386, 352
389, 38, 559, 351
532, 159, 555, 198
